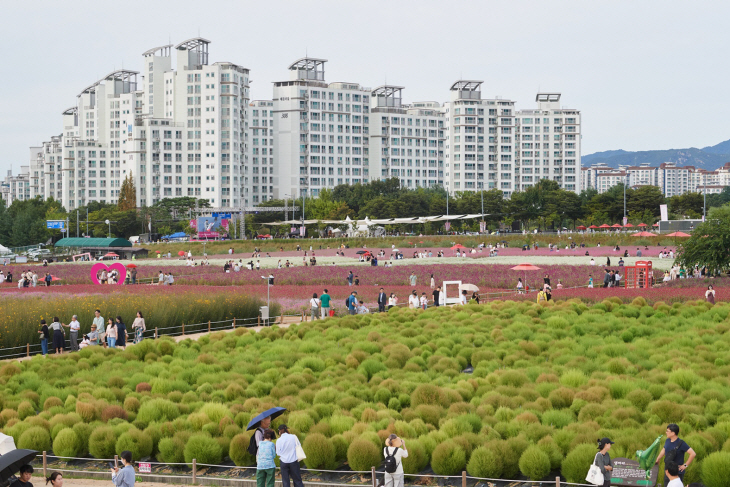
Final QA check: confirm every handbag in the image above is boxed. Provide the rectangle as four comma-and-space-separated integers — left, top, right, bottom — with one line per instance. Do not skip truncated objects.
586, 453, 604, 486
296, 445, 307, 461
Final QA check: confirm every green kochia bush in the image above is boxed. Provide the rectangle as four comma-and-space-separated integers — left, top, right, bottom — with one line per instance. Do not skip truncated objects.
115, 428, 153, 461
183, 434, 222, 467
89, 427, 118, 460
701, 452, 730, 487
467, 446, 502, 479
303, 433, 337, 470
53, 428, 81, 458
18, 426, 51, 452
562, 443, 596, 483
229, 432, 255, 466
347, 438, 381, 472
431, 440, 466, 476
519, 445, 551, 481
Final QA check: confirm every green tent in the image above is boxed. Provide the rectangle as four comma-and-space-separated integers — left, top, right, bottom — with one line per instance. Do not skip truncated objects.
55, 238, 132, 248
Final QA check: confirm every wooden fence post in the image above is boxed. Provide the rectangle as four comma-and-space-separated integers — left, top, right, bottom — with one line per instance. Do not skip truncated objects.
233, 317, 236, 329
26, 344, 29, 357
462, 471, 466, 487
556, 476, 561, 487
258, 315, 261, 327
371, 466, 376, 487
280, 313, 284, 324
42, 451, 47, 478
182, 322, 185, 336
192, 458, 197, 484
208, 320, 211, 333
154, 327, 158, 339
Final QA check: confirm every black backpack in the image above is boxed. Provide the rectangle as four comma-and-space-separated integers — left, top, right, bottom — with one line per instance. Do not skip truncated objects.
248, 428, 263, 456
665, 440, 685, 468
384, 447, 399, 474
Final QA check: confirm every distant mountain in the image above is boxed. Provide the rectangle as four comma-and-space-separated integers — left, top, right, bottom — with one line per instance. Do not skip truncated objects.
583, 140, 730, 170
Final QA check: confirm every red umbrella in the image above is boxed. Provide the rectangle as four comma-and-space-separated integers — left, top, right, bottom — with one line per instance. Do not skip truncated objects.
637, 223, 647, 227
510, 263, 541, 293
611, 224, 622, 228
451, 244, 466, 250
652, 223, 659, 227
178, 251, 186, 256
599, 224, 611, 229
125, 263, 138, 268
631, 231, 656, 237
589, 225, 599, 229
665, 232, 691, 237
624, 223, 634, 228
156, 251, 161, 253
51, 276, 61, 282
577, 225, 587, 230
103, 252, 118, 257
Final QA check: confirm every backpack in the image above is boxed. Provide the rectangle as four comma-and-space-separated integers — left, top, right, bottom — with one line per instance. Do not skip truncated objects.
248, 428, 263, 456
384, 447, 399, 474
665, 440, 685, 468
346, 297, 350, 308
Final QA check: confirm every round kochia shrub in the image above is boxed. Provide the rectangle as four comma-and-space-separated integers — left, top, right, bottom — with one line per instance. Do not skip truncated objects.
229, 432, 255, 466
135, 399, 180, 425
53, 429, 81, 458
157, 437, 185, 464
18, 426, 51, 452
347, 438, 381, 472
183, 434, 222, 468
467, 446, 502, 479
561, 443, 596, 483
115, 428, 153, 461
701, 452, 730, 487
431, 440, 466, 476
303, 433, 336, 470
401, 439, 429, 474
89, 426, 117, 460
519, 445, 551, 481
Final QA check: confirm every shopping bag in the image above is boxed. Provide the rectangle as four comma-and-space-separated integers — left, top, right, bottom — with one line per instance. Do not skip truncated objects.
296, 445, 307, 461
329, 309, 335, 317
586, 454, 604, 486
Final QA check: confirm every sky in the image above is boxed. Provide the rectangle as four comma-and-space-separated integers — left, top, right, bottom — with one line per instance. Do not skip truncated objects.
1, 0, 727, 176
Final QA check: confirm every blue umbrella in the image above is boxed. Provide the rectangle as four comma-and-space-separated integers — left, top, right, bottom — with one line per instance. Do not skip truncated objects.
246, 407, 287, 431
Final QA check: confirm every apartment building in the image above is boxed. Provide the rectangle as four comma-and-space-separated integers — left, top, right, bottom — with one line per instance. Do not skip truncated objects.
443, 81, 516, 196
249, 100, 274, 203
368, 86, 445, 188
2, 167, 31, 207
272, 58, 370, 200
515, 93, 581, 193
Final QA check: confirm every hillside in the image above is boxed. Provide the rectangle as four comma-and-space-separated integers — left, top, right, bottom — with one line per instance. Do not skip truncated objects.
583, 140, 730, 170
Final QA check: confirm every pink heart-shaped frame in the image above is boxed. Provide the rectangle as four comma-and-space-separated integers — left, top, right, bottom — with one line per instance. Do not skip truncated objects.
90, 263, 127, 285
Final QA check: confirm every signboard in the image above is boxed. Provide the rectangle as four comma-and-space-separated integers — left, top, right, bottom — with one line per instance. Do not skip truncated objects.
197, 216, 229, 233
47, 220, 65, 229
212, 212, 232, 219
660, 204, 668, 222
138, 462, 151, 474
479, 221, 486, 233
445, 221, 451, 231
610, 458, 658, 487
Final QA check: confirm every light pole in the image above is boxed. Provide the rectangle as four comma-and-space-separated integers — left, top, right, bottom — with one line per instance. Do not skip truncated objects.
703, 173, 707, 221
623, 173, 627, 220
105, 219, 111, 238
261, 274, 273, 323
481, 190, 485, 234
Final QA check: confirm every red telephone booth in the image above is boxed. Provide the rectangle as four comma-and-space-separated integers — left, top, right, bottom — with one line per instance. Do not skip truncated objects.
624, 260, 653, 289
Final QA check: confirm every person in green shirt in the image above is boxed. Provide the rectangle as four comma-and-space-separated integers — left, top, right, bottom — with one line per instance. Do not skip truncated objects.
320, 289, 331, 318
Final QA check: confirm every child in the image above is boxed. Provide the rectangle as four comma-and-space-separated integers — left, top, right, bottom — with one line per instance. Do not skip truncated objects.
557, 280, 563, 289
588, 275, 594, 288
354, 276, 360, 286
420, 293, 428, 310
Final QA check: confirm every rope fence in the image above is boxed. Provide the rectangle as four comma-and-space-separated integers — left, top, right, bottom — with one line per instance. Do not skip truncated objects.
32, 452, 599, 487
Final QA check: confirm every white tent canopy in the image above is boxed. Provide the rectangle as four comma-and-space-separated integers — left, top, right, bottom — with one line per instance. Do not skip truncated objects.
264, 213, 490, 226
0, 432, 16, 455
0, 244, 11, 254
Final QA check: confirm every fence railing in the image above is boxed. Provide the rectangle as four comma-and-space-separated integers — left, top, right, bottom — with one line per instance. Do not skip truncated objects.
32, 452, 600, 487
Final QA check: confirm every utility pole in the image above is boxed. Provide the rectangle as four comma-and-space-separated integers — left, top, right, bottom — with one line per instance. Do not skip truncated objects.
703, 173, 707, 221
86, 208, 88, 237
623, 173, 627, 219
76, 210, 79, 238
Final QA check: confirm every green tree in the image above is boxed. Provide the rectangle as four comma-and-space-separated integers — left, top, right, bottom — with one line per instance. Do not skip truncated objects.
676, 206, 730, 273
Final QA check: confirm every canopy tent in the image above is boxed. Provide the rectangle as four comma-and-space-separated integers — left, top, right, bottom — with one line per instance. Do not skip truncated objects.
665, 232, 691, 237
577, 225, 587, 230
624, 223, 635, 228
163, 232, 188, 239
599, 224, 611, 229
611, 224, 623, 228
55, 238, 131, 248
0, 244, 10, 254
264, 213, 491, 226
589, 225, 599, 229
638, 223, 648, 227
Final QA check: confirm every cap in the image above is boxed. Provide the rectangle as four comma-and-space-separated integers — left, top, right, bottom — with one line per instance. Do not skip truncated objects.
278, 424, 288, 431
599, 437, 614, 445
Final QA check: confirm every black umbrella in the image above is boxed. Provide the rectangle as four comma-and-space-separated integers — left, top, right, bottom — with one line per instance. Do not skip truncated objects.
246, 407, 287, 431
355, 250, 367, 255
0, 449, 38, 483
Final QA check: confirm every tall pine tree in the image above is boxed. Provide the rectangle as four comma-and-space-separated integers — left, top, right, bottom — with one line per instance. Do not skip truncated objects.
118, 172, 137, 211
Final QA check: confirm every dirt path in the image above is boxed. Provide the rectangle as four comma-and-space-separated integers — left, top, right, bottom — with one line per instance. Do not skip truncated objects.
32, 475, 191, 487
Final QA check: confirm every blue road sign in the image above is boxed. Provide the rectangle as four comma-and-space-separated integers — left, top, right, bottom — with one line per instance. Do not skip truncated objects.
47, 221, 65, 229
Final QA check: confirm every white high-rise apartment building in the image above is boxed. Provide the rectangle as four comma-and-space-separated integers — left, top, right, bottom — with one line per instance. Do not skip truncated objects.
39, 38, 250, 210
443, 81, 517, 196
515, 94, 581, 193
2, 167, 30, 207
369, 86, 445, 188
272, 58, 370, 199
249, 100, 274, 203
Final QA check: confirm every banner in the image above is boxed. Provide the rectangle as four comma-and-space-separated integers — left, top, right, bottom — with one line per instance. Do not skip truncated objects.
300, 226, 306, 237
622, 216, 628, 227
445, 221, 451, 231
479, 221, 486, 233
660, 204, 668, 221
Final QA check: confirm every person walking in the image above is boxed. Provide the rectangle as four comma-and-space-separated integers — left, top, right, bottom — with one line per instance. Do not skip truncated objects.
388, 293, 396, 310
347, 292, 358, 315
132, 311, 146, 344
130, 267, 137, 285
432, 286, 441, 306
256, 429, 277, 487
310, 293, 320, 321
655, 424, 695, 487
111, 450, 136, 487
93, 309, 105, 346
320, 289, 331, 318
706, 285, 716, 304
408, 291, 419, 309
377, 288, 387, 312
383, 434, 408, 487
276, 425, 304, 487
68, 315, 81, 352
106, 318, 117, 348
50, 317, 65, 354
516, 278, 524, 294
409, 272, 417, 287
38, 319, 50, 357
115, 316, 127, 350
347, 271, 354, 286
594, 438, 614, 487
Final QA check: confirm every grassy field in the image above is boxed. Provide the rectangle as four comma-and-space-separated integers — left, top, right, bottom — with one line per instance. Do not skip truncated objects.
2, 297, 730, 485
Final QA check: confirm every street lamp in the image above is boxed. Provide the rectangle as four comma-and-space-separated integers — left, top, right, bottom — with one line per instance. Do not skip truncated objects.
260, 274, 273, 325
105, 219, 111, 238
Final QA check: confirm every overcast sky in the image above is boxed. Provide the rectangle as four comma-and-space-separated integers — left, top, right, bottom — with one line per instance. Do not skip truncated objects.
1, 0, 727, 175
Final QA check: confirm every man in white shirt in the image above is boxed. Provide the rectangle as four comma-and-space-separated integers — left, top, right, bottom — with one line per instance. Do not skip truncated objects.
665, 464, 683, 487
276, 425, 304, 487
383, 434, 409, 487
69, 315, 81, 351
